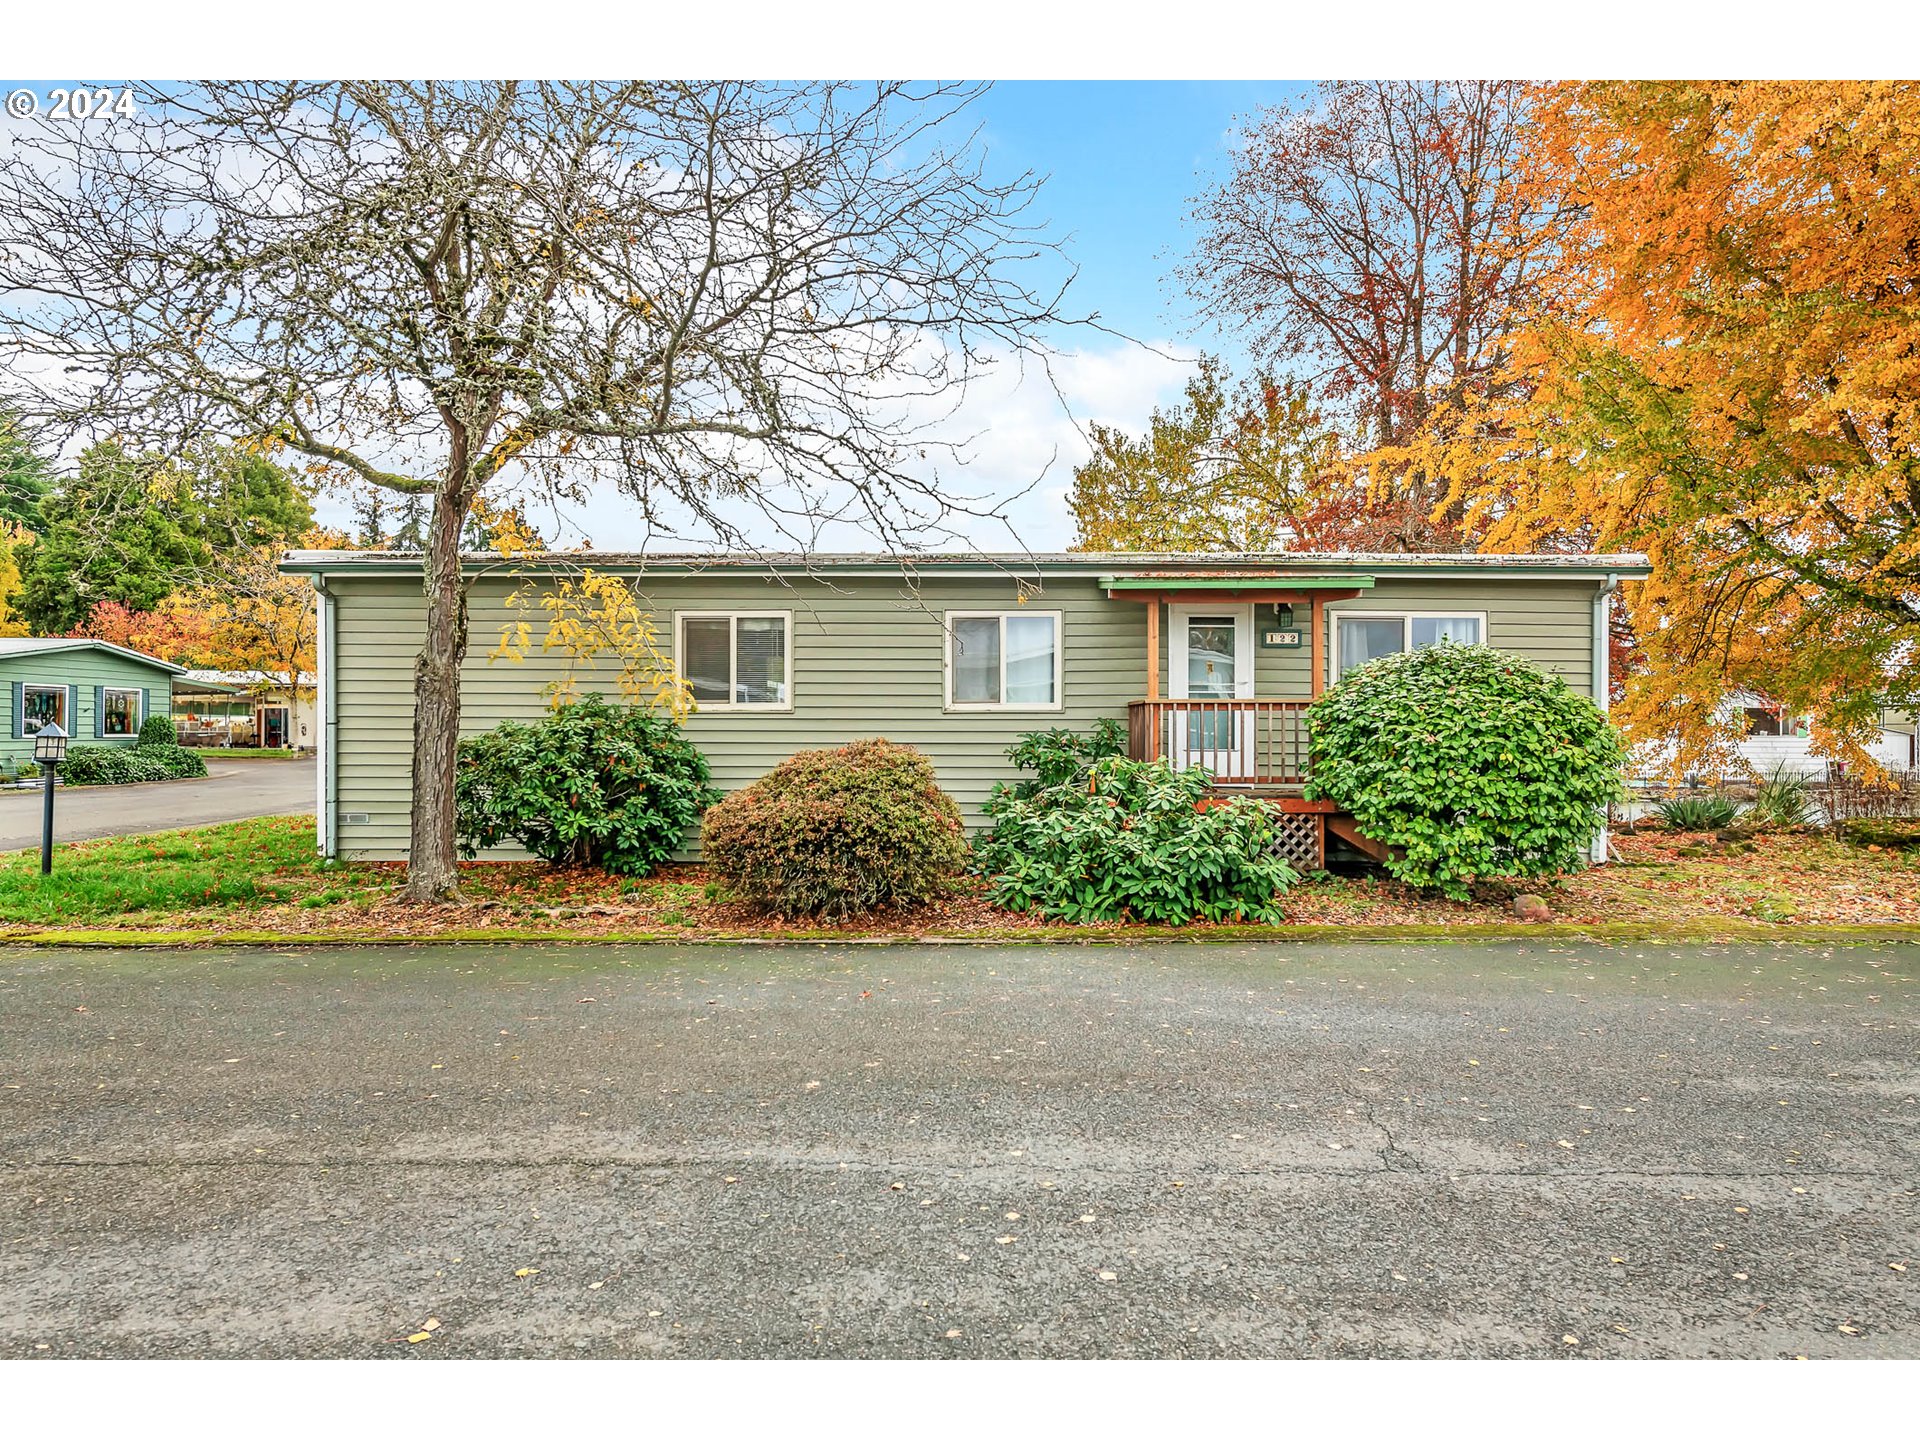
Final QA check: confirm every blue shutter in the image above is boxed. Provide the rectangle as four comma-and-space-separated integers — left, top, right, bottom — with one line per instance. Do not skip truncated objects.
9, 682, 19, 739
95, 685, 106, 739
145, 687, 155, 737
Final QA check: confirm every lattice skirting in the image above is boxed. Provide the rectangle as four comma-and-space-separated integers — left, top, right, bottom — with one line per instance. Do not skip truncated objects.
1270, 811, 1324, 872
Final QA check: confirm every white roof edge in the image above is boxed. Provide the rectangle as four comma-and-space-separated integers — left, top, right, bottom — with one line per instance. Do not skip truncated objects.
0, 636, 187, 674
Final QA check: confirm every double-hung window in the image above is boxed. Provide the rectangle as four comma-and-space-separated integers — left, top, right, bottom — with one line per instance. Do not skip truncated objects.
1334, 612, 1484, 679
102, 688, 143, 736
947, 610, 1061, 711
677, 612, 791, 709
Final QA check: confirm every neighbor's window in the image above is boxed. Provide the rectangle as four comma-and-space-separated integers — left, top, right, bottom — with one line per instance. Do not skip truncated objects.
102, 687, 143, 736
1335, 613, 1483, 679
23, 684, 67, 734
948, 611, 1061, 709
677, 612, 790, 708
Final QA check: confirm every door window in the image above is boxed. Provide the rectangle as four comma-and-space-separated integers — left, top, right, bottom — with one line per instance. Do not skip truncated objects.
1185, 617, 1238, 699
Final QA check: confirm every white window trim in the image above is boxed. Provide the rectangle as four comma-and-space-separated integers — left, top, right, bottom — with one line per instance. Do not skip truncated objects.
23, 682, 69, 734
674, 610, 795, 712
103, 686, 144, 737
943, 609, 1065, 713
1330, 609, 1489, 680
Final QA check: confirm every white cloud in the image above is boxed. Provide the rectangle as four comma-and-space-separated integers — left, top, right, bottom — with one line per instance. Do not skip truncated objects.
447, 336, 1202, 556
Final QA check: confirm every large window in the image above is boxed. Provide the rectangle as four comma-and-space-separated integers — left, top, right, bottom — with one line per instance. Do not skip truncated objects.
103, 687, 143, 736
23, 684, 67, 734
677, 612, 790, 709
947, 611, 1061, 710
1334, 612, 1484, 679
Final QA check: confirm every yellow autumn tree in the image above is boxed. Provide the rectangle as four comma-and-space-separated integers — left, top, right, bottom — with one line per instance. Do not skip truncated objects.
492, 570, 689, 717
467, 495, 547, 556
1391, 81, 1920, 770
1068, 358, 1344, 551
0, 523, 31, 637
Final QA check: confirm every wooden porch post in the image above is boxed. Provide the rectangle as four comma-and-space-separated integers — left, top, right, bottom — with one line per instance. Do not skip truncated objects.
1145, 599, 1160, 701
1309, 594, 1325, 697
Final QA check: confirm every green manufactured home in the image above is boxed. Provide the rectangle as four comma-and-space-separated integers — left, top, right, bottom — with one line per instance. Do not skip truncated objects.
282, 550, 1651, 865
0, 637, 184, 766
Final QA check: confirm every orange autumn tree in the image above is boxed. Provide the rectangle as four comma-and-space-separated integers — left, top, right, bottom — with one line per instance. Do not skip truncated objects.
1401, 81, 1920, 770
179, 529, 350, 710
1181, 81, 1549, 550
67, 597, 212, 661
192, 551, 316, 702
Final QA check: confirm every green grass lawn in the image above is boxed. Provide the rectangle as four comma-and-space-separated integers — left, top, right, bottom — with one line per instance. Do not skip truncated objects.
186, 748, 302, 760
0, 816, 332, 924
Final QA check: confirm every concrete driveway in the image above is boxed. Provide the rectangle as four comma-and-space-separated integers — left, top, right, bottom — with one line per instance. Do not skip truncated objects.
0, 939, 1914, 1358
0, 757, 314, 850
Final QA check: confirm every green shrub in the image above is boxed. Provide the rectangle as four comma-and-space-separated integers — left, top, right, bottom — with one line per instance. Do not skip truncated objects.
997, 718, 1127, 797
62, 743, 208, 785
136, 713, 178, 748
1304, 644, 1625, 900
1743, 766, 1812, 830
700, 738, 967, 920
1654, 793, 1740, 832
975, 756, 1297, 925
454, 696, 717, 874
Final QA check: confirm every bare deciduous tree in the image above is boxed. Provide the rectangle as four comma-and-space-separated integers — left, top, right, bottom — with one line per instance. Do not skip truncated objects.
0, 80, 1075, 899
1181, 81, 1544, 548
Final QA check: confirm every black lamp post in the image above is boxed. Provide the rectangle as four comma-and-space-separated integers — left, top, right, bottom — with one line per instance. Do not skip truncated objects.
34, 720, 68, 876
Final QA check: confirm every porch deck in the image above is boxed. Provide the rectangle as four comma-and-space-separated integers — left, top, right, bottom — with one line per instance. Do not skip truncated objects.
1126, 698, 1314, 786
1125, 698, 1388, 868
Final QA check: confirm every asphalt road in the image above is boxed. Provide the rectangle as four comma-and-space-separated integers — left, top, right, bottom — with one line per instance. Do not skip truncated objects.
1, 939, 1914, 1358
0, 757, 314, 850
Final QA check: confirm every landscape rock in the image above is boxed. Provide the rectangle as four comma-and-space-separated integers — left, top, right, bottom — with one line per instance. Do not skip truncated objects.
1512, 893, 1552, 922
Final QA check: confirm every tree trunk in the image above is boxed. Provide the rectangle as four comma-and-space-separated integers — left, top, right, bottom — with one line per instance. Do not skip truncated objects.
403, 476, 472, 902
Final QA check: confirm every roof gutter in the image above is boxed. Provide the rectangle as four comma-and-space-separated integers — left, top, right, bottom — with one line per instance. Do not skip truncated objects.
279, 553, 1653, 583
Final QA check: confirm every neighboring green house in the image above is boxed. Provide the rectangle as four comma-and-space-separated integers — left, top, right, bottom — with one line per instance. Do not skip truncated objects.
281, 549, 1652, 864
0, 637, 185, 766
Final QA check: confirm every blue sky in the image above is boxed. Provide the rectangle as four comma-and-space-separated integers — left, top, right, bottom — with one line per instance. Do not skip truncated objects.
536, 81, 1323, 552
971, 81, 1308, 346
2, 79, 1315, 551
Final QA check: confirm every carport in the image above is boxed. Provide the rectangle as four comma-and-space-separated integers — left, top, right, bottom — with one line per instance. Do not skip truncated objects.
171, 674, 253, 747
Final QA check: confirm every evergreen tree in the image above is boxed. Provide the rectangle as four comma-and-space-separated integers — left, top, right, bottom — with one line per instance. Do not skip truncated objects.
393, 491, 427, 550
0, 407, 53, 535
352, 487, 387, 549
13, 442, 313, 634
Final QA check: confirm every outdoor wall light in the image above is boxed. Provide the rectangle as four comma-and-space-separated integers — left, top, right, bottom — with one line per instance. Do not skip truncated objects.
33, 720, 69, 766
1273, 602, 1295, 630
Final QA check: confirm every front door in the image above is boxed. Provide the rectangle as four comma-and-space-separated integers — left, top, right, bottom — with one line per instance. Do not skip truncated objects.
1167, 605, 1253, 777
259, 705, 289, 749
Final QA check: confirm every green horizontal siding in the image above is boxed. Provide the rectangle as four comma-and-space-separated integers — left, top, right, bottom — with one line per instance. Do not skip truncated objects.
1328, 580, 1596, 695
328, 571, 1603, 862
1159, 579, 1597, 698
0, 650, 171, 764
331, 574, 1147, 861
